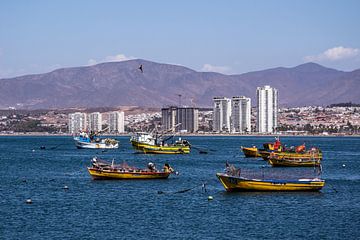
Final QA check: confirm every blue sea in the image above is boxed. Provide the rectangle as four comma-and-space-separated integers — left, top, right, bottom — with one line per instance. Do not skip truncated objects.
0, 136, 359, 239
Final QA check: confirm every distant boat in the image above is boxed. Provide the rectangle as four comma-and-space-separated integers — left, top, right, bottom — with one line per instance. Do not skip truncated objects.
216, 163, 325, 191
269, 153, 322, 167
74, 131, 119, 149
240, 146, 262, 158
142, 142, 191, 154
268, 147, 322, 167
130, 131, 191, 154
130, 132, 156, 150
87, 157, 175, 180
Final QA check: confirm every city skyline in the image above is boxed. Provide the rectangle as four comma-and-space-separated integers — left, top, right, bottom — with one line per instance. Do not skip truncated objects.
1, 1, 359, 79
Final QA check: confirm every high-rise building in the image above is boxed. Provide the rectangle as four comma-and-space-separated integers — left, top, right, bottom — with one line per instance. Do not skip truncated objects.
231, 96, 251, 133
108, 111, 125, 133
68, 112, 87, 134
256, 85, 278, 133
213, 97, 231, 132
161, 107, 198, 133
88, 112, 102, 132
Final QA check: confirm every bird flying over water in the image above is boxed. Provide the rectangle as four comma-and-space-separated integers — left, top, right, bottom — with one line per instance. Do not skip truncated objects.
138, 64, 143, 73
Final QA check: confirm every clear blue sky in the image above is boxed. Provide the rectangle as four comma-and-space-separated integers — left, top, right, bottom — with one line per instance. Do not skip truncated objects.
0, 0, 359, 78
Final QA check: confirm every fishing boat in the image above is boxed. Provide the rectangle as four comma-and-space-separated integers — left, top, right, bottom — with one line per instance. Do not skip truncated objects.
240, 146, 262, 157
131, 132, 191, 154
130, 132, 156, 150
87, 157, 175, 180
142, 141, 191, 154
217, 173, 325, 191
74, 131, 119, 149
268, 148, 323, 167
216, 163, 325, 191
258, 138, 284, 160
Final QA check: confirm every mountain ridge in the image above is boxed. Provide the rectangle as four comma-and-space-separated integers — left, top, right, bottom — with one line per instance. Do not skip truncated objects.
0, 59, 358, 109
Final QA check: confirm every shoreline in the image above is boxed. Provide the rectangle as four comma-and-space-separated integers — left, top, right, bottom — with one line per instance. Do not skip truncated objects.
0, 133, 359, 137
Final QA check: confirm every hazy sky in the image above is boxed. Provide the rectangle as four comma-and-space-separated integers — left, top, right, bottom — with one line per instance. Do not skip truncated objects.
1, 0, 359, 78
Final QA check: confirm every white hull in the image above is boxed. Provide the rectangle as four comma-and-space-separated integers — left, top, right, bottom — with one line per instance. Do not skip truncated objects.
74, 137, 119, 149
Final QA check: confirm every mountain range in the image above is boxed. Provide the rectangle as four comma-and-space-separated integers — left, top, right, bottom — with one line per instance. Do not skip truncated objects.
0, 59, 359, 109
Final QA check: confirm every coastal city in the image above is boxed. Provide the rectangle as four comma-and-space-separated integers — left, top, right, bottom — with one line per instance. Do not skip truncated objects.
0, 85, 359, 136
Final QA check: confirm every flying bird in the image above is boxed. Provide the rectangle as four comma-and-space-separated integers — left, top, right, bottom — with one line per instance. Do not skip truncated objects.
138, 64, 143, 73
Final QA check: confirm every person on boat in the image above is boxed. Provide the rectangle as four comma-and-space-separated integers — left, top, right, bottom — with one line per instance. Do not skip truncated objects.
295, 143, 306, 153
148, 162, 156, 172
274, 137, 282, 151
163, 163, 174, 173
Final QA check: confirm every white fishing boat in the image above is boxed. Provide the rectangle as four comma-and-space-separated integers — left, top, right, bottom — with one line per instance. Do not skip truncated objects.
74, 132, 119, 149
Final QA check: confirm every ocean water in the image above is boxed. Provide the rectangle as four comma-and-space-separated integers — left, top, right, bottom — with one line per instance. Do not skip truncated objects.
0, 136, 359, 239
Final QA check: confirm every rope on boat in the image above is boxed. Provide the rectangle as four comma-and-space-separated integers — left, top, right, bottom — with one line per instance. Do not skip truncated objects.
158, 182, 207, 194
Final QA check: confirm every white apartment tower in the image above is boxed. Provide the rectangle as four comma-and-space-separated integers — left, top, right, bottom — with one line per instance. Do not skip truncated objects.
213, 97, 231, 132
68, 112, 87, 134
231, 96, 251, 133
88, 112, 102, 132
108, 111, 125, 133
256, 85, 278, 133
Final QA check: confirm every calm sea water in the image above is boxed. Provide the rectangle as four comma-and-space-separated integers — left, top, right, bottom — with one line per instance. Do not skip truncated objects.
0, 136, 359, 239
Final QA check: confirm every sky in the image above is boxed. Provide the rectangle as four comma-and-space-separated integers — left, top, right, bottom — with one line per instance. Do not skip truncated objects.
0, 0, 360, 78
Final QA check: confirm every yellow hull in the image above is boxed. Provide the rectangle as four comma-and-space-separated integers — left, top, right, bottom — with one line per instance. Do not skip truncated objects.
142, 145, 190, 154
216, 173, 325, 191
131, 140, 152, 150
275, 152, 323, 160
241, 146, 262, 158
269, 157, 321, 167
131, 140, 190, 154
88, 168, 170, 180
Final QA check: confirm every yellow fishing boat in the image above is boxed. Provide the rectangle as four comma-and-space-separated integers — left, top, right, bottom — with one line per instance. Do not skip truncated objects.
87, 158, 175, 180
130, 132, 156, 150
268, 147, 322, 167
240, 146, 262, 158
142, 144, 190, 154
269, 154, 322, 167
216, 173, 325, 191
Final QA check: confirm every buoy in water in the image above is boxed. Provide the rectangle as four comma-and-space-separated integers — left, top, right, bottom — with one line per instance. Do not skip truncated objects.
208, 196, 213, 201
26, 199, 32, 204
63, 185, 69, 190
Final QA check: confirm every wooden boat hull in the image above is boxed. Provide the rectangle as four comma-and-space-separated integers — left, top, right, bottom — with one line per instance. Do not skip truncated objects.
142, 145, 190, 154
88, 167, 170, 180
260, 151, 322, 161
241, 146, 262, 158
216, 173, 325, 191
269, 157, 322, 167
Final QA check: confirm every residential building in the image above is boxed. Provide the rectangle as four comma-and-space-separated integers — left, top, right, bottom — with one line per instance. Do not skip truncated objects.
213, 97, 231, 132
68, 112, 87, 134
161, 107, 199, 133
108, 111, 125, 133
88, 112, 102, 132
256, 85, 278, 133
231, 96, 251, 133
